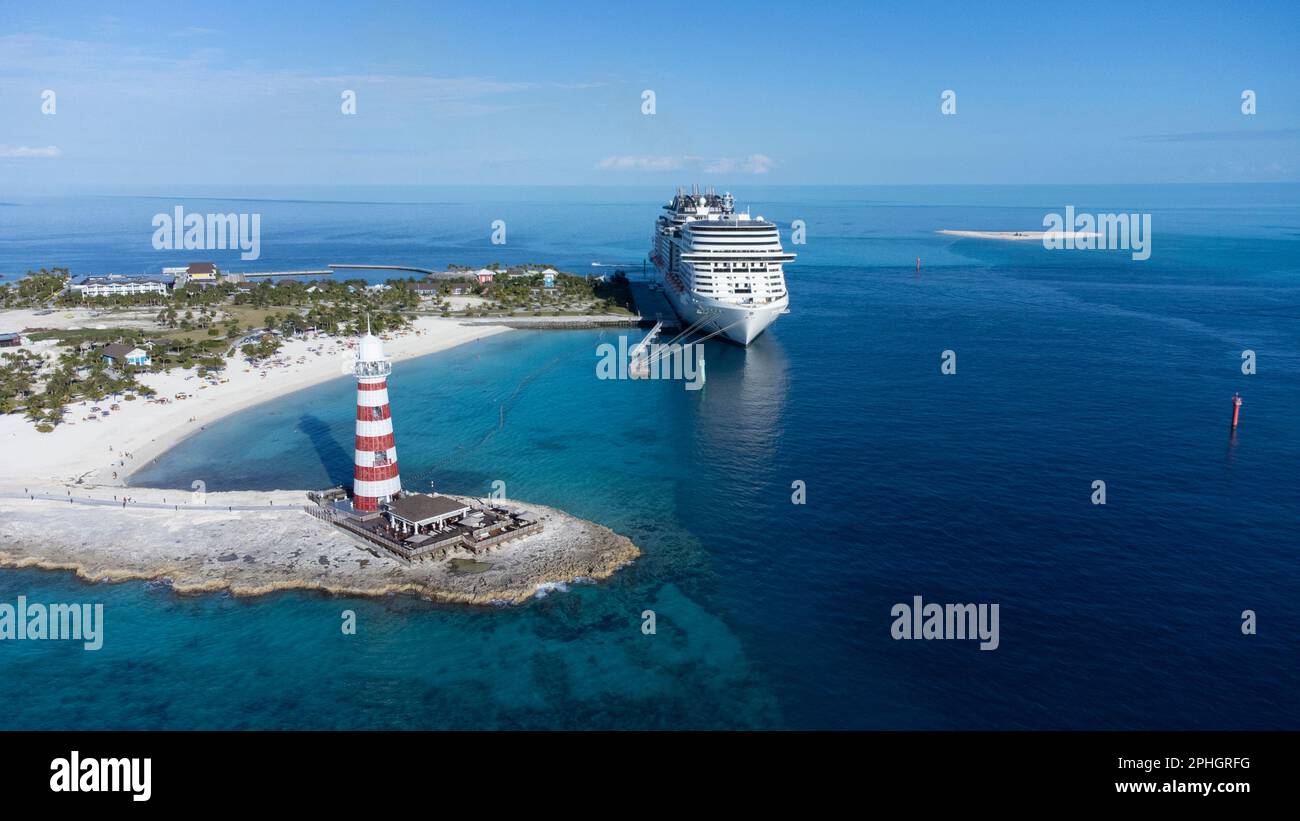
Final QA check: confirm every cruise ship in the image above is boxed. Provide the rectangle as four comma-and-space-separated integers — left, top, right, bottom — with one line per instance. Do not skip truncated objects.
649, 187, 794, 345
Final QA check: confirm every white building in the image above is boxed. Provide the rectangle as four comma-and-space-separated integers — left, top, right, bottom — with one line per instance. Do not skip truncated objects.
70, 274, 171, 298
184, 262, 219, 287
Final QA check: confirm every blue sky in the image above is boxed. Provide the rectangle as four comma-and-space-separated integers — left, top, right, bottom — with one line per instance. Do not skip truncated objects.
1, 0, 1297, 189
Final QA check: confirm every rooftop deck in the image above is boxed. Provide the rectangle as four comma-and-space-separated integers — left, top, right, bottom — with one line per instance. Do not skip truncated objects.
304, 497, 541, 565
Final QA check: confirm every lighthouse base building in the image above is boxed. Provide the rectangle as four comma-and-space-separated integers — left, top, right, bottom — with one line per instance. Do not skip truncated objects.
305, 324, 542, 565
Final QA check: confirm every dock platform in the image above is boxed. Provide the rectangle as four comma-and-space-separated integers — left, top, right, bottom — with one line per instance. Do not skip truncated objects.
628, 280, 681, 330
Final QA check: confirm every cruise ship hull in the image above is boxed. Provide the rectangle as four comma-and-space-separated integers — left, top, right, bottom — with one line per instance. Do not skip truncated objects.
661, 280, 787, 345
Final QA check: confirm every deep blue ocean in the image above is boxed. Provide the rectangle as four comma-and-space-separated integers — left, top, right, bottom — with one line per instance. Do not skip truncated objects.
2, 185, 1298, 729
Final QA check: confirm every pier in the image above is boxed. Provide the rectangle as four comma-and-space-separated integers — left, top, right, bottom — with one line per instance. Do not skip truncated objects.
627, 280, 681, 331
329, 263, 444, 277
223, 270, 333, 282
628, 320, 663, 379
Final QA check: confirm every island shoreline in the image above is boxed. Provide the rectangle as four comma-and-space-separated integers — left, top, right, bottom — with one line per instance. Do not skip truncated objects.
0, 318, 643, 605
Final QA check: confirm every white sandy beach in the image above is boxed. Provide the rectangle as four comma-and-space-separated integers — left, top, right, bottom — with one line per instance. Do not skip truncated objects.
0, 306, 163, 332
0, 316, 511, 495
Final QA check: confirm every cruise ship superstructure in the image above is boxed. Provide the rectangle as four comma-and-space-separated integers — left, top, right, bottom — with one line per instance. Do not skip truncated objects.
649, 186, 794, 345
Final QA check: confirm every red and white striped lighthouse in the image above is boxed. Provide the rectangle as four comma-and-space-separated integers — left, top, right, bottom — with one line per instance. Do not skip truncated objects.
351, 323, 401, 512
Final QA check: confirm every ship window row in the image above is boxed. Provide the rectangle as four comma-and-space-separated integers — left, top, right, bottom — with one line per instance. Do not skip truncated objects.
685, 245, 782, 252
685, 229, 780, 236
687, 235, 780, 240
693, 261, 779, 267
686, 238, 780, 245
685, 248, 783, 254
685, 236, 780, 241
692, 265, 783, 273
695, 284, 786, 294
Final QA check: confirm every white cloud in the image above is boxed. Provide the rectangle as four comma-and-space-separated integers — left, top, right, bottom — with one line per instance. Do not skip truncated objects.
703, 154, 774, 174
597, 155, 689, 171
0, 145, 61, 158
598, 153, 774, 174
0, 34, 547, 109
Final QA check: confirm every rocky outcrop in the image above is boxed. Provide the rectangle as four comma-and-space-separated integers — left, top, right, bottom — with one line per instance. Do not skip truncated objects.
0, 494, 640, 605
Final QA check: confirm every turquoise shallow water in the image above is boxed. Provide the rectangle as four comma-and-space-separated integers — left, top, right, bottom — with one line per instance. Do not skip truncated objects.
2, 185, 1299, 728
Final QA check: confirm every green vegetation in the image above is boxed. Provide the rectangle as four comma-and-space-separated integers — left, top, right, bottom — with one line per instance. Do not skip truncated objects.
408, 266, 633, 317
6, 346, 154, 429
240, 335, 284, 361
2, 269, 425, 427
0, 350, 41, 415
1, 263, 627, 428
0, 268, 70, 308
26, 328, 124, 345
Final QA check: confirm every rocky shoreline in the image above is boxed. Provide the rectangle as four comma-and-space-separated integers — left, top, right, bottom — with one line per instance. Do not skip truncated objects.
0, 492, 640, 605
